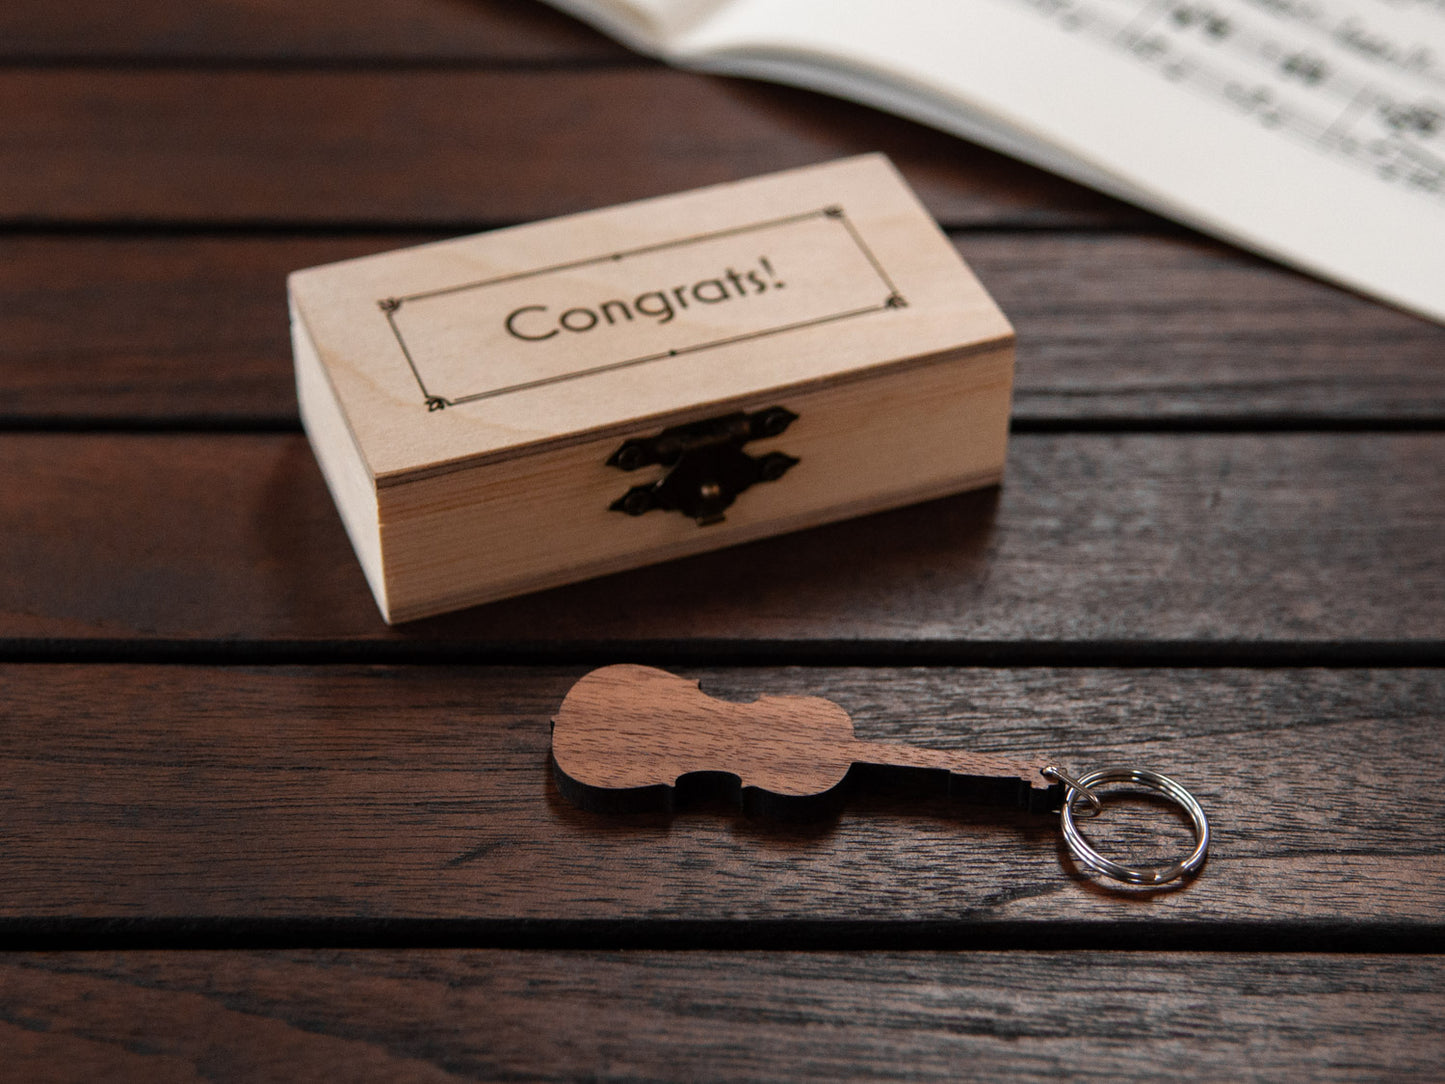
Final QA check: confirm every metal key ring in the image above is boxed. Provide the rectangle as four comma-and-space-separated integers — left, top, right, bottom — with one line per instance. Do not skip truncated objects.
1057, 767, 1209, 886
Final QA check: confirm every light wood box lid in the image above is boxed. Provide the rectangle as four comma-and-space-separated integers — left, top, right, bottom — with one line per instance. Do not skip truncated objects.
288, 154, 1012, 485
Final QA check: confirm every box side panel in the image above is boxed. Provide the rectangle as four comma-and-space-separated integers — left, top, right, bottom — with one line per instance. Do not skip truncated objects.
376, 344, 1012, 622
292, 303, 390, 620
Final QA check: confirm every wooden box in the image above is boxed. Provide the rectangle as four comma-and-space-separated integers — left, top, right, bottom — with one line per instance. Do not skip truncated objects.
289, 155, 1014, 623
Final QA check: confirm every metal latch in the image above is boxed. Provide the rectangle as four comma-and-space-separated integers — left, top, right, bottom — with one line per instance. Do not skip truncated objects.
607, 406, 800, 526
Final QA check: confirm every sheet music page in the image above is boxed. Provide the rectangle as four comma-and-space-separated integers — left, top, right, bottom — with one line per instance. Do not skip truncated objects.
581, 0, 1445, 322
544, 0, 732, 51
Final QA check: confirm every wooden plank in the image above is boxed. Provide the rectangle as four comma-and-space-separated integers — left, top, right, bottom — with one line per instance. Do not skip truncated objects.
0, 0, 629, 63
3, 951, 1441, 1080
962, 234, 1445, 423
0, 70, 1135, 229
4, 234, 1440, 426
0, 236, 300, 425
1, 665, 1441, 927
0, 433, 1440, 645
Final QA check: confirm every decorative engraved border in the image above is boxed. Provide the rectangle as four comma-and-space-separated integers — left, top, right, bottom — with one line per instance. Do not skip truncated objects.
378, 206, 906, 412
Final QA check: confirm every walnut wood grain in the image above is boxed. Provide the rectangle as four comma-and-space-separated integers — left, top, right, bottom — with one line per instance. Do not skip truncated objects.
963, 234, 1445, 423
2, 951, 1441, 1081
0, 0, 628, 62
0, 665, 1440, 929
0, 433, 1439, 645
551, 664, 1056, 814
0, 70, 1134, 229
4, 233, 1440, 426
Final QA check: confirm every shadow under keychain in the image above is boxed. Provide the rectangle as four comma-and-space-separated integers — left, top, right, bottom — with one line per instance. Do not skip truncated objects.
551, 665, 1210, 887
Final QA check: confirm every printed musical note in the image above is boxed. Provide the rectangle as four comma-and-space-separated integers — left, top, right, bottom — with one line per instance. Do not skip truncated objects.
1001, 0, 1445, 201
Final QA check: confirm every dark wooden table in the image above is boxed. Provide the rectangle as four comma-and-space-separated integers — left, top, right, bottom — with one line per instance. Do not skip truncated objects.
4, 1, 1443, 1077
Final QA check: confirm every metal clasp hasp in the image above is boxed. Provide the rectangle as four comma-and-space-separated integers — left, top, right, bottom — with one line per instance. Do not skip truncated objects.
607, 406, 799, 525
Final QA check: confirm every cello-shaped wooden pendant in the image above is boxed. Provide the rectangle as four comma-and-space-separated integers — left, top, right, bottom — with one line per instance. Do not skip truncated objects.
552, 663, 1059, 817
550, 664, 1212, 887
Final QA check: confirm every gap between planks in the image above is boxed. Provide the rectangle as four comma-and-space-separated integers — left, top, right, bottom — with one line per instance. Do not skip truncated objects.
2, 639, 1443, 668
4, 418, 1445, 436
2, 918, 1443, 954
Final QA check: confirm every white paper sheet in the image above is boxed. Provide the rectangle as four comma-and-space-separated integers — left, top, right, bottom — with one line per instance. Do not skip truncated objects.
547, 0, 1445, 323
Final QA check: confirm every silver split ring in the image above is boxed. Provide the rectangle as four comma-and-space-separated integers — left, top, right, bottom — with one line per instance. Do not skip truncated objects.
1058, 767, 1209, 886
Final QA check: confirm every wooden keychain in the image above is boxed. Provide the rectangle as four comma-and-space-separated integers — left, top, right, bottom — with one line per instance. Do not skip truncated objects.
551, 664, 1210, 887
